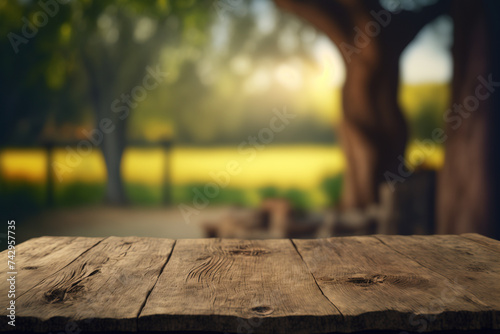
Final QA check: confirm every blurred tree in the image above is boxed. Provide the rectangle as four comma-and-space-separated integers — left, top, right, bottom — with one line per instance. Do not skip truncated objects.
437, 0, 500, 238
1, 0, 213, 205
71, 0, 213, 205
274, 0, 449, 209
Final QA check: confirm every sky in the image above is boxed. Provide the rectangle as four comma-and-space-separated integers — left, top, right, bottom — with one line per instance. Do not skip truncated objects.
254, 0, 454, 86
312, 14, 453, 86
400, 15, 453, 83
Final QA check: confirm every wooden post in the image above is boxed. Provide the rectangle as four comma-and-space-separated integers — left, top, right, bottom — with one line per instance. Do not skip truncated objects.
162, 140, 172, 206
45, 141, 55, 207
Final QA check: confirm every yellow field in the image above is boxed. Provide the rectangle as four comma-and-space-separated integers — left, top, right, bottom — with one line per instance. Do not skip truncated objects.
0, 144, 442, 190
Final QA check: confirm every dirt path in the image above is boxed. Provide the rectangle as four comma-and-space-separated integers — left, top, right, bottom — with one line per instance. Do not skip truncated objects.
18, 206, 229, 243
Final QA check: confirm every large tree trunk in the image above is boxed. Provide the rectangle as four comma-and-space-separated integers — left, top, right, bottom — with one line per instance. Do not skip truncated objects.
437, 0, 495, 236
341, 53, 407, 208
274, 0, 446, 210
485, 0, 500, 239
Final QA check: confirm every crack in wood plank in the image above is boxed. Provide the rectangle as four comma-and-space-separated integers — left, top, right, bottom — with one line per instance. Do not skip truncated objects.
290, 238, 345, 322
136, 240, 177, 320
2, 234, 499, 333
8, 236, 175, 333
139, 238, 341, 333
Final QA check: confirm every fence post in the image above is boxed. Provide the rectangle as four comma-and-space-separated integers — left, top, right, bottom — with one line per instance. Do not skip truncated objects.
162, 140, 172, 206
45, 141, 55, 207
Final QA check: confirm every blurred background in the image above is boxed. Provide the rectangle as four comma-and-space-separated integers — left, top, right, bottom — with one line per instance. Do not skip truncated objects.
2, 0, 495, 245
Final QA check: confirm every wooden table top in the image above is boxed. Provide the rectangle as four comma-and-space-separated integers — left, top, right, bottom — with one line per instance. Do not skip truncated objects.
1, 234, 499, 333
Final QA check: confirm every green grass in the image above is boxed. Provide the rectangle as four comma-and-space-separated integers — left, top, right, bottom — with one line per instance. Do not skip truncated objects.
55, 181, 106, 207
125, 183, 163, 206
0, 171, 344, 213
0, 179, 45, 216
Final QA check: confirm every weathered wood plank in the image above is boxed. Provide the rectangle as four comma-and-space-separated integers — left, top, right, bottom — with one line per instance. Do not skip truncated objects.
138, 238, 341, 334
11, 236, 175, 333
293, 236, 492, 332
375, 234, 500, 329
0, 236, 103, 306
461, 233, 500, 253
2, 235, 499, 333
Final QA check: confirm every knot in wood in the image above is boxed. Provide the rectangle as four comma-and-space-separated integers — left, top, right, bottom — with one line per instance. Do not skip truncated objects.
347, 274, 387, 286
251, 306, 273, 315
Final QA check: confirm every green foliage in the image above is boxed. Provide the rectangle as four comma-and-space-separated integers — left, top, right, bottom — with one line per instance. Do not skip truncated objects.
126, 183, 163, 205
0, 170, 346, 211
173, 183, 249, 207
413, 102, 444, 140
56, 181, 106, 207
0, 0, 214, 144
258, 186, 312, 211
282, 188, 311, 211
320, 173, 343, 207
0, 179, 44, 216
258, 186, 281, 200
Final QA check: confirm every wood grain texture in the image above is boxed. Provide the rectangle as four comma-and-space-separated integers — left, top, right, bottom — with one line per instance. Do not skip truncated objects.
293, 235, 492, 332
10, 236, 175, 332
461, 233, 500, 253
375, 234, 500, 329
0, 236, 102, 307
138, 238, 341, 334
1, 234, 499, 333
